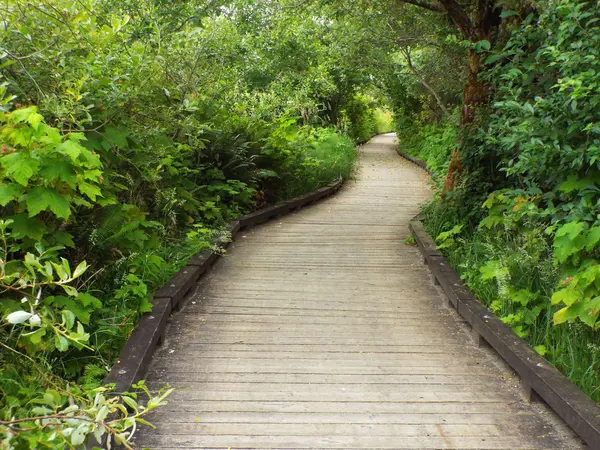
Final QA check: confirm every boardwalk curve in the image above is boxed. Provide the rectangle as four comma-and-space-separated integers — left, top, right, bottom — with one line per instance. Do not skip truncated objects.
135, 134, 582, 449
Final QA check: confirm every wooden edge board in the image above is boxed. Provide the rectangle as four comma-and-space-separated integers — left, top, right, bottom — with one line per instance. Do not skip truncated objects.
410, 218, 600, 448
409, 220, 442, 257
103, 296, 171, 393
155, 265, 203, 310
395, 148, 432, 175
102, 178, 344, 396
238, 179, 342, 229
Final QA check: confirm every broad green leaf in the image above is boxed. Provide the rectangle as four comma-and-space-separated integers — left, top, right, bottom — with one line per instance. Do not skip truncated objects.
103, 126, 130, 148
70, 425, 87, 446
26, 187, 71, 219
552, 287, 579, 306
479, 40, 491, 51
554, 304, 580, 325
77, 292, 102, 309
479, 260, 506, 280
586, 227, 600, 251
39, 159, 77, 188
9, 107, 39, 125
56, 140, 82, 161
8, 214, 45, 240
554, 222, 587, 263
26, 327, 47, 344
587, 296, 600, 314
0, 183, 21, 206
579, 307, 599, 327
61, 284, 78, 297
78, 181, 102, 201
62, 310, 75, 329
0, 152, 39, 186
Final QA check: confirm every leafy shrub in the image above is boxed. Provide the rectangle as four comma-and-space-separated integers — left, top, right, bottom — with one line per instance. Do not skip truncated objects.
415, 0, 600, 404
396, 117, 457, 178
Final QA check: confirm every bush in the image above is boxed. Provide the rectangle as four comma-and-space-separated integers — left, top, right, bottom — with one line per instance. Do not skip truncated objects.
395, 117, 456, 179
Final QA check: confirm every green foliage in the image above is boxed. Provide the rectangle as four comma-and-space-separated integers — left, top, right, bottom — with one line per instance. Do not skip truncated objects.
279, 128, 357, 199
374, 109, 395, 134
396, 117, 457, 179
413, 0, 600, 405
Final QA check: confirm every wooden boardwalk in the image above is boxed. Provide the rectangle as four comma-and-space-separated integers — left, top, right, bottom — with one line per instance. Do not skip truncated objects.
135, 134, 582, 449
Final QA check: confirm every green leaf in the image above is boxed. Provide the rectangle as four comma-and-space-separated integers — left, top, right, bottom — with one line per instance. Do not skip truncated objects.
552, 287, 579, 306
26, 187, 71, 219
8, 214, 45, 240
56, 140, 82, 161
62, 310, 75, 329
586, 227, 600, 251
9, 107, 40, 126
484, 54, 503, 65
533, 345, 547, 356
0, 152, 39, 186
73, 261, 88, 279
26, 327, 47, 344
479, 40, 491, 51
122, 396, 139, 412
479, 260, 506, 280
500, 10, 518, 18
70, 425, 87, 446
78, 181, 102, 201
53, 231, 75, 248
0, 183, 21, 206
554, 222, 587, 263
103, 126, 130, 149
39, 159, 77, 189
61, 284, 78, 296
77, 292, 102, 309
54, 334, 69, 351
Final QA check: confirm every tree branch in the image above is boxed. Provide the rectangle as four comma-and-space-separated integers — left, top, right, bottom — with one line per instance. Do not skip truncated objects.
437, 0, 475, 39
395, 0, 444, 12
400, 47, 451, 120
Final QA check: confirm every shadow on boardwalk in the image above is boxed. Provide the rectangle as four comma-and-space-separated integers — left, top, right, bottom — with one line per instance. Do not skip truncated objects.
134, 134, 582, 449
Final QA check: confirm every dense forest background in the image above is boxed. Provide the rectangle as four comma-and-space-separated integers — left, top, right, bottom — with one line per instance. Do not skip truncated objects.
1, 0, 600, 448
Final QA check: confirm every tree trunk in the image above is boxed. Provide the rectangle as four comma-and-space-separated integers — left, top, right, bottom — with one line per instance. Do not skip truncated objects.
440, 0, 498, 192
443, 48, 489, 192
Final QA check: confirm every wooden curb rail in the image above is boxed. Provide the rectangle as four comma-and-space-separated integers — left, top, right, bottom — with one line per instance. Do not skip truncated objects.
103, 179, 343, 394
403, 156, 600, 447
396, 148, 433, 175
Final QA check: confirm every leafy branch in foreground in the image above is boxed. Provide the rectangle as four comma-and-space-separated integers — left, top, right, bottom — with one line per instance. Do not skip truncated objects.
0, 381, 173, 449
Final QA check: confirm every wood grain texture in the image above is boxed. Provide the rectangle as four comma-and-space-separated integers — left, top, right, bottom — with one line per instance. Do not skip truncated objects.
134, 134, 582, 449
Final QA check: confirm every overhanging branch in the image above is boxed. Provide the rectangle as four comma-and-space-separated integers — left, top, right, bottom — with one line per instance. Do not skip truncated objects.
395, 0, 444, 13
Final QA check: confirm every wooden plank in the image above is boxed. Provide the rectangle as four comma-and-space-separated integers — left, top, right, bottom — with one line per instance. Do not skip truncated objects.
154, 400, 533, 414
132, 435, 560, 449
137, 411, 535, 425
